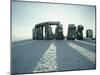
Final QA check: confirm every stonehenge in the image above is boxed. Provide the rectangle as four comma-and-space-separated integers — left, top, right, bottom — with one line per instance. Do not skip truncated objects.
32, 21, 94, 40
32, 21, 64, 40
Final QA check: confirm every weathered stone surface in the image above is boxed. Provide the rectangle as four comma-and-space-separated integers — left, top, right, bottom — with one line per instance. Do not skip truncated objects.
67, 24, 76, 40
55, 24, 64, 40
76, 25, 84, 40
86, 29, 93, 39
45, 25, 53, 40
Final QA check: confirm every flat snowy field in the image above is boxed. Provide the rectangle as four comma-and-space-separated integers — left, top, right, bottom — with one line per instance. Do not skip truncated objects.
11, 39, 96, 74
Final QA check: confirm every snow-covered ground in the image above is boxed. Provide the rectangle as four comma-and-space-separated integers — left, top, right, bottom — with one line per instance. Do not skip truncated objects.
11, 39, 96, 74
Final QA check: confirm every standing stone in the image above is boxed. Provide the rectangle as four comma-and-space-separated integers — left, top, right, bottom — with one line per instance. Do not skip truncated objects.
67, 24, 76, 40
38, 26, 43, 40
76, 25, 84, 40
45, 25, 53, 40
86, 29, 93, 39
55, 24, 64, 40
33, 27, 38, 40
35, 27, 38, 40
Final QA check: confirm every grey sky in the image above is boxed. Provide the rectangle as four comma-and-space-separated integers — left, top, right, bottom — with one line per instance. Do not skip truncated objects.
12, 1, 96, 41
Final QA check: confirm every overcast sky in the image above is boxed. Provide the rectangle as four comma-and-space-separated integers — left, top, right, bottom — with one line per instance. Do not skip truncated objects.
12, 1, 96, 41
